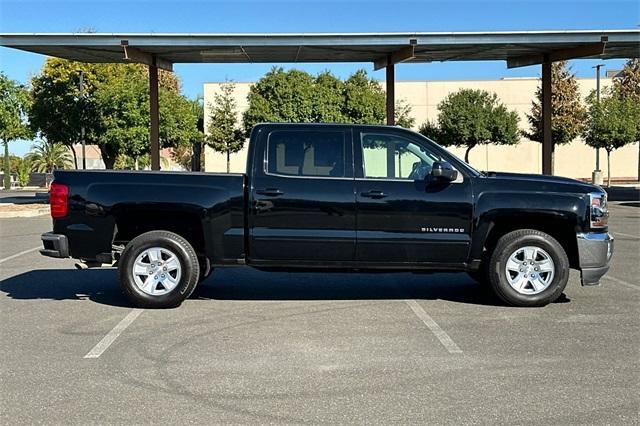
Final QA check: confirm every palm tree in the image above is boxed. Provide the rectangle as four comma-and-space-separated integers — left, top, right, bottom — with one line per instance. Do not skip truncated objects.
27, 140, 72, 173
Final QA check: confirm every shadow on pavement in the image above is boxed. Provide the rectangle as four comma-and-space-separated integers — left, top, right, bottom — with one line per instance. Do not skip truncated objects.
1, 267, 570, 308
0, 268, 131, 308
194, 268, 569, 307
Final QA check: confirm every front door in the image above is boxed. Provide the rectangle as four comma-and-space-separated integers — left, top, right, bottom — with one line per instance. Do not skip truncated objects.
354, 129, 473, 266
249, 126, 356, 264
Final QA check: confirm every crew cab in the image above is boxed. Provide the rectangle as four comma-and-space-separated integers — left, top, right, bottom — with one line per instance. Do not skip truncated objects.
40, 123, 613, 308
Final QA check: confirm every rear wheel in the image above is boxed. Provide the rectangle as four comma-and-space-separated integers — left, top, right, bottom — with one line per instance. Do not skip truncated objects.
487, 229, 569, 307
118, 231, 200, 308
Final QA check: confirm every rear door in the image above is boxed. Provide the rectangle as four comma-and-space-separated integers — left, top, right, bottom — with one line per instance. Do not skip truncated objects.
248, 126, 356, 264
354, 128, 473, 266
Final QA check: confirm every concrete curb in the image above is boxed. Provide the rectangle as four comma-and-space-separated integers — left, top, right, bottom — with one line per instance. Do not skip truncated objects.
0, 207, 50, 218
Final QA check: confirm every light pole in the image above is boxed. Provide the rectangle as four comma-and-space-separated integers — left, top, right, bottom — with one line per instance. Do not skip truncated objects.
592, 64, 604, 185
77, 70, 86, 170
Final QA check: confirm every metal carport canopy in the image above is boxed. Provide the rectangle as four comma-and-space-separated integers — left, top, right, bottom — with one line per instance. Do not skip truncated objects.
2, 30, 639, 173
2, 30, 639, 65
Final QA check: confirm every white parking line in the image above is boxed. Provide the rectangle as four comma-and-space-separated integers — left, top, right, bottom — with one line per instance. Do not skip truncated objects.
84, 309, 144, 359
405, 300, 463, 354
0, 246, 41, 265
604, 275, 640, 291
614, 232, 640, 240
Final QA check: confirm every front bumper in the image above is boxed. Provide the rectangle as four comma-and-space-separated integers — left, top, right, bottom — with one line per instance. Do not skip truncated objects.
40, 232, 69, 258
577, 232, 614, 286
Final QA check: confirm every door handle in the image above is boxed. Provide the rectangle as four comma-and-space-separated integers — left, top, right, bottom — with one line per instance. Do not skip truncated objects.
256, 188, 284, 197
360, 190, 387, 199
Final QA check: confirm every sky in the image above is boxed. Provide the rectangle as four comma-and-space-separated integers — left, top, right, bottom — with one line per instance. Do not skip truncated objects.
0, 0, 638, 155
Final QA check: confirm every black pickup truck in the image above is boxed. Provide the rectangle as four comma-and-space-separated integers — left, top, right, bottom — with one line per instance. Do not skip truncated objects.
41, 123, 613, 308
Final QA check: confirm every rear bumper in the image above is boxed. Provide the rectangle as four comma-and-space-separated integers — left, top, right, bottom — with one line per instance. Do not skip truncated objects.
577, 232, 614, 286
40, 232, 69, 258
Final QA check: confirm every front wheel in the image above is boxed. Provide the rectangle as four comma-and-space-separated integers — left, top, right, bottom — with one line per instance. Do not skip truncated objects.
487, 229, 569, 307
118, 231, 200, 308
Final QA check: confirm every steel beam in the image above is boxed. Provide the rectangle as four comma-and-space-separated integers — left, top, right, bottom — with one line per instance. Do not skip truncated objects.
507, 37, 608, 68
386, 56, 395, 126
122, 42, 173, 71
542, 59, 553, 175
149, 57, 160, 171
374, 45, 415, 71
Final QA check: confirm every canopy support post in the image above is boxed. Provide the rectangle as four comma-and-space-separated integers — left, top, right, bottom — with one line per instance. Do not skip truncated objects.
542, 57, 553, 175
149, 56, 160, 171
386, 56, 395, 126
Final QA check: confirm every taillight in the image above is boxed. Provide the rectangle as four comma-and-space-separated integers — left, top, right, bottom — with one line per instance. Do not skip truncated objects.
50, 182, 69, 218
589, 192, 608, 229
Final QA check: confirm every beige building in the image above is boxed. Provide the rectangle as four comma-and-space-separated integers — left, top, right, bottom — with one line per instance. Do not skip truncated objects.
203, 77, 639, 180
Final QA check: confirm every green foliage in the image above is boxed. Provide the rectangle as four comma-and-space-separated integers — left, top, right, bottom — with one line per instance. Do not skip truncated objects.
114, 153, 169, 170
313, 71, 347, 123
93, 64, 149, 167
29, 58, 198, 169
342, 70, 386, 125
171, 144, 195, 171
243, 68, 315, 134
0, 154, 22, 173
206, 81, 246, 173
612, 59, 640, 101
1, 73, 33, 189
584, 89, 640, 186
243, 67, 414, 135
524, 61, 586, 146
418, 89, 519, 163
16, 158, 31, 187
612, 58, 640, 180
395, 99, 416, 129
27, 140, 72, 173
29, 60, 103, 169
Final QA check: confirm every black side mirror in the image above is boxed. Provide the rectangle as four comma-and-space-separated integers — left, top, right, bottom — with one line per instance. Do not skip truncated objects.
430, 161, 458, 182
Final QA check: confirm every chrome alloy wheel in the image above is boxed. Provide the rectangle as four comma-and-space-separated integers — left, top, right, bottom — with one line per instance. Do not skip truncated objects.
131, 247, 182, 296
505, 246, 555, 295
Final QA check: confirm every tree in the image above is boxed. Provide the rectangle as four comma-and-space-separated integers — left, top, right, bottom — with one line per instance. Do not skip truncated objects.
584, 89, 640, 187
206, 82, 245, 173
612, 59, 640, 181
92, 64, 149, 169
612, 59, 640, 99
342, 69, 386, 125
524, 61, 586, 167
243, 68, 316, 134
418, 89, 519, 163
395, 99, 416, 129
313, 71, 347, 123
243, 67, 414, 134
29, 59, 198, 169
16, 158, 31, 187
27, 140, 72, 174
29, 59, 99, 169
0, 73, 32, 189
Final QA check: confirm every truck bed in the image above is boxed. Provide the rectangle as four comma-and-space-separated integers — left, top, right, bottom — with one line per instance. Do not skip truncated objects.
50, 169, 246, 262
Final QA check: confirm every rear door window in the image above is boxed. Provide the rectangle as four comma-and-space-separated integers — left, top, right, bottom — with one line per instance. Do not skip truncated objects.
267, 130, 347, 178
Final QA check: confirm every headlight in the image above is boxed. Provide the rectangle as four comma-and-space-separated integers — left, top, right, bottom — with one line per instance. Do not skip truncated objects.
590, 192, 609, 229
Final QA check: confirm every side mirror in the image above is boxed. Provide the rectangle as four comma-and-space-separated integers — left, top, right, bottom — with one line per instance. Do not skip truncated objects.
430, 161, 458, 182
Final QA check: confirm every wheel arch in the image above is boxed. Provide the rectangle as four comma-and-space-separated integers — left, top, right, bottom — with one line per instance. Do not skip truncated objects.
472, 211, 580, 270
113, 207, 208, 259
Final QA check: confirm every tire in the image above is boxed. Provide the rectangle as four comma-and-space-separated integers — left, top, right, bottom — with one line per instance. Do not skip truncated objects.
487, 229, 569, 307
118, 230, 200, 308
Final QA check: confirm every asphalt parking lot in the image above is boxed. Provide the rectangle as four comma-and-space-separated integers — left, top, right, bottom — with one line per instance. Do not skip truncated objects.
1, 203, 638, 424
